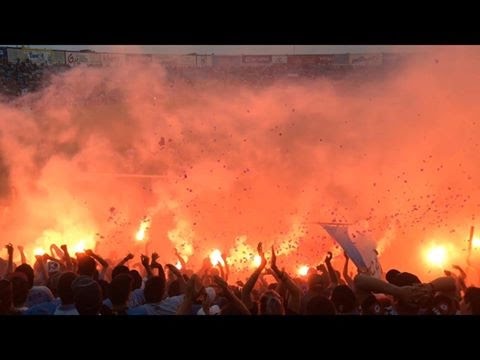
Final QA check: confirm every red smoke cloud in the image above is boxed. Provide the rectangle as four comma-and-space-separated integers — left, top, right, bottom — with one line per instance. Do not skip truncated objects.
2, 46, 480, 282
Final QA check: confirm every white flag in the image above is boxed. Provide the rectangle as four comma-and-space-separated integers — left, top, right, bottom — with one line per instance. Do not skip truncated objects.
321, 223, 383, 279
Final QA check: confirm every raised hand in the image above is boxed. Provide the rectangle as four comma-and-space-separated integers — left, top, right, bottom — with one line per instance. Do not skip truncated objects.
257, 242, 264, 257
125, 253, 134, 261
60, 245, 70, 257
325, 251, 333, 263
151, 252, 159, 262
5, 243, 13, 257
50, 244, 64, 258
271, 246, 277, 268
257, 242, 267, 268
140, 255, 150, 268
17, 245, 24, 252
316, 264, 327, 273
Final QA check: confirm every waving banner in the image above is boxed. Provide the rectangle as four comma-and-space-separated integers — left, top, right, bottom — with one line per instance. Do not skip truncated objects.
321, 223, 383, 279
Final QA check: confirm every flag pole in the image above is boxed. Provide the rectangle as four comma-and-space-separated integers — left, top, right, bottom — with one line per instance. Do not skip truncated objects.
467, 226, 474, 265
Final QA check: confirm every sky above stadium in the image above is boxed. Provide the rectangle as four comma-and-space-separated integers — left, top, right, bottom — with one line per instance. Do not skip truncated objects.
2, 45, 428, 54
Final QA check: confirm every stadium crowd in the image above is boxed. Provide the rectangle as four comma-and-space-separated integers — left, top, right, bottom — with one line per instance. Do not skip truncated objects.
0, 242, 477, 315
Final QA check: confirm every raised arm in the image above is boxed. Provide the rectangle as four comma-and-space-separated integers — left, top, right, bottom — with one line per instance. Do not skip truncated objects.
325, 251, 339, 286
165, 264, 187, 294
86, 249, 109, 280
42, 254, 59, 262
451, 265, 468, 294
271, 246, 302, 313
140, 254, 153, 279
452, 264, 467, 280
93, 240, 100, 254
51, 244, 65, 260
242, 242, 267, 310
116, 253, 134, 268
17, 245, 26, 265
150, 253, 166, 284
213, 275, 251, 315
342, 252, 354, 288
216, 262, 226, 280
61, 244, 73, 271
264, 267, 281, 283
258, 272, 269, 292
5, 243, 14, 277
174, 248, 187, 272
221, 252, 230, 282
36, 255, 49, 283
